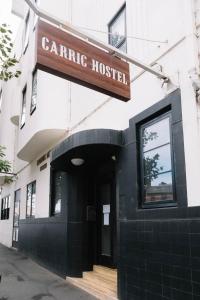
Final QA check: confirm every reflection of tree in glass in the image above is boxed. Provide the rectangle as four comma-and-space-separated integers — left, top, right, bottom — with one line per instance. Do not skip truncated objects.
142, 130, 158, 149
143, 130, 164, 185
159, 181, 167, 185
110, 33, 124, 46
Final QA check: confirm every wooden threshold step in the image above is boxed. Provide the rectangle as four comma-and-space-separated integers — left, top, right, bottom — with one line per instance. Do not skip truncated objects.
66, 276, 118, 300
81, 275, 117, 293
93, 265, 117, 276
66, 265, 118, 300
83, 272, 117, 289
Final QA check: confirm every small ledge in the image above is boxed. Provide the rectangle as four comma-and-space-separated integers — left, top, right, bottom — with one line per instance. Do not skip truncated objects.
17, 129, 67, 162
11, 0, 25, 18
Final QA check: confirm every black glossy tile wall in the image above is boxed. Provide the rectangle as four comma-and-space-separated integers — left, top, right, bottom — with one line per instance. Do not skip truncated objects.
117, 90, 193, 300
19, 219, 68, 277
119, 219, 200, 300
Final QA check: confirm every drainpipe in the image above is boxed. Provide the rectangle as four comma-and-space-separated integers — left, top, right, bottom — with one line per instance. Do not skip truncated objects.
182, 0, 200, 207
187, 0, 200, 87
189, 0, 200, 134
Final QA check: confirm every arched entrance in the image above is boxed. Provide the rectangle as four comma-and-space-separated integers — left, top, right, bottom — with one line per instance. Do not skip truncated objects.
51, 129, 122, 280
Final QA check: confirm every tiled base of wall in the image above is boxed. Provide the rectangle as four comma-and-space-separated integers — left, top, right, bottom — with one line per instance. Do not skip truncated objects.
119, 218, 200, 300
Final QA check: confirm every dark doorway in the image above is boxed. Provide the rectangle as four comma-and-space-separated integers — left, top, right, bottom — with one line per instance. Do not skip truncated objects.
12, 189, 21, 248
66, 158, 117, 276
95, 160, 117, 268
50, 129, 122, 276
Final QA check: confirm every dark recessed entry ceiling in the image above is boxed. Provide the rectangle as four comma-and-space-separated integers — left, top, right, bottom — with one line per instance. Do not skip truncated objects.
51, 129, 123, 172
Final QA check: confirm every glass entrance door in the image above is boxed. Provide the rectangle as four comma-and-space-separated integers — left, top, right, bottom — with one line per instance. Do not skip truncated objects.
12, 189, 21, 248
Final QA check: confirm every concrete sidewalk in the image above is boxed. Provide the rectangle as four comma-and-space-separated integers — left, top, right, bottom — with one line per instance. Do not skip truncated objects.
0, 243, 96, 300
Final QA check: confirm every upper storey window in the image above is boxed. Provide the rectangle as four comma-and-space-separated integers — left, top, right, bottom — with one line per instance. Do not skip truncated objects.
20, 86, 27, 129
0, 90, 2, 113
23, 11, 30, 53
30, 70, 37, 114
108, 4, 127, 52
33, 0, 40, 29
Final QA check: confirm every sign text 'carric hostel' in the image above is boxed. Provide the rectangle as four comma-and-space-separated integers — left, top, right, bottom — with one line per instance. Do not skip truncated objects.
36, 20, 131, 101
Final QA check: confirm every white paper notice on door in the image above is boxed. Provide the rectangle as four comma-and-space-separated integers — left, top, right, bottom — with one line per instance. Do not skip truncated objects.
103, 204, 110, 225
104, 213, 109, 225
103, 204, 110, 214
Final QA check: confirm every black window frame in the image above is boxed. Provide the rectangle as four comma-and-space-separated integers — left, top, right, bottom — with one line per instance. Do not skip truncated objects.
20, 85, 27, 129
23, 11, 30, 54
33, 0, 40, 30
108, 3, 127, 52
1, 195, 10, 220
128, 89, 188, 211
30, 69, 37, 115
12, 189, 21, 246
139, 111, 176, 208
0, 89, 2, 113
26, 180, 36, 218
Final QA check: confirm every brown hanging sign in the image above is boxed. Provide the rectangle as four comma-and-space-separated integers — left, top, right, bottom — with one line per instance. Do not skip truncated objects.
36, 20, 131, 101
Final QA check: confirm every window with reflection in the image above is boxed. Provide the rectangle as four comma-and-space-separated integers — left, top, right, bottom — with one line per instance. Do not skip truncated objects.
30, 70, 37, 114
1, 195, 10, 220
13, 189, 21, 245
108, 5, 127, 52
20, 86, 27, 129
23, 12, 30, 52
51, 171, 64, 216
140, 113, 175, 205
33, 0, 40, 29
26, 181, 36, 218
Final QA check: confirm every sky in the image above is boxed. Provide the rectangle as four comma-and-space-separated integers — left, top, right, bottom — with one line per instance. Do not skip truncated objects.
0, 0, 21, 39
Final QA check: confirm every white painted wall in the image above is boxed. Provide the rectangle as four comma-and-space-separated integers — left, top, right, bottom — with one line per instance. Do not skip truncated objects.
14, 156, 50, 219
1, 0, 200, 247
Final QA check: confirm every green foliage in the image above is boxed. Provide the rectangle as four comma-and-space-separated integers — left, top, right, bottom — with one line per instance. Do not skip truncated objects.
0, 24, 20, 184
4, 176, 14, 184
144, 153, 163, 185
0, 24, 21, 81
0, 146, 13, 185
0, 146, 11, 173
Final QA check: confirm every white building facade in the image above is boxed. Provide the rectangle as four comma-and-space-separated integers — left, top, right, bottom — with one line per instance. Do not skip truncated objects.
0, 0, 200, 299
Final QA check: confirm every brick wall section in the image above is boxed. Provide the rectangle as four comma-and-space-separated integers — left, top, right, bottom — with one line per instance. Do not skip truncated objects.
119, 219, 200, 300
